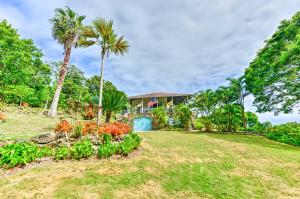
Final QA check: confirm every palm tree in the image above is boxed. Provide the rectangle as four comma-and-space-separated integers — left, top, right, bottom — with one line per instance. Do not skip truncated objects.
92, 90, 128, 123
227, 77, 249, 132
103, 90, 128, 123
80, 18, 129, 124
47, 7, 85, 117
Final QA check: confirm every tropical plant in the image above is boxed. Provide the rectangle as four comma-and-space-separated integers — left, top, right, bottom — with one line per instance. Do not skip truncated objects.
54, 119, 73, 141
54, 146, 71, 160
48, 7, 86, 117
151, 107, 167, 129
174, 104, 192, 130
102, 90, 128, 123
71, 138, 94, 160
80, 18, 129, 124
98, 122, 132, 137
117, 133, 142, 156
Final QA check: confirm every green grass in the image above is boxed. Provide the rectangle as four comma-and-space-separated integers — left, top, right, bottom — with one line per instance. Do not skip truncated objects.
1, 112, 300, 198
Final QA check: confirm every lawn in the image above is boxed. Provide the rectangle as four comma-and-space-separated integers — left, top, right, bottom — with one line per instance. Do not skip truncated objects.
1, 113, 300, 198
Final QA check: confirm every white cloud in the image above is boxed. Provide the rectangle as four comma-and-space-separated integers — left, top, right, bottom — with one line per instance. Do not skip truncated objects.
0, 0, 300, 123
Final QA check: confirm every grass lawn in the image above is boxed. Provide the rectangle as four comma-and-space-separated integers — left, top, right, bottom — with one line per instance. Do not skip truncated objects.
1, 112, 300, 198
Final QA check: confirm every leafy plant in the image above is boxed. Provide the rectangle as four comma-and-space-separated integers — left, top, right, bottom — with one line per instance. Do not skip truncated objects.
151, 107, 167, 129
0, 143, 52, 168
98, 122, 132, 137
55, 119, 73, 141
82, 121, 99, 135
98, 135, 116, 158
174, 104, 192, 130
54, 146, 71, 160
266, 122, 300, 146
71, 138, 94, 160
117, 133, 142, 156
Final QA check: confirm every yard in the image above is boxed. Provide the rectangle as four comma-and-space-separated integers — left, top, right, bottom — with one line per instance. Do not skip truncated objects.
0, 112, 300, 198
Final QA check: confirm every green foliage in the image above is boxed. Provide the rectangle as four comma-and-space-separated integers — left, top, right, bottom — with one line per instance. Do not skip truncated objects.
194, 117, 203, 130
151, 107, 167, 129
266, 122, 300, 146
245, 112, 259, 128
174, 104, 192, 129
117, 133, 142, 156
98, 134, 116, 158
0, 143, 52, 168
248, 122, 272, 134
54, 146, 71, 160
0, 20, 51, 106
245, 12, 300, 114
71, 138, 94, 160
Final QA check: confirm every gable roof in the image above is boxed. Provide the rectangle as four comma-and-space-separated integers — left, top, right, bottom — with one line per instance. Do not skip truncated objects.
128, 92, 192, 100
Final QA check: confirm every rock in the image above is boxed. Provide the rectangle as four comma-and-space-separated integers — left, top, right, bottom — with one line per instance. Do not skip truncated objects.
31, 133, 56, 144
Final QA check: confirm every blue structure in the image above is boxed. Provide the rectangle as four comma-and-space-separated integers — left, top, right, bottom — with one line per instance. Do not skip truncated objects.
133, 116, 152, 131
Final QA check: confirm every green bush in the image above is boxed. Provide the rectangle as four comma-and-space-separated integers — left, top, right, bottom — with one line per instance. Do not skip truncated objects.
117, 133, 142, 156
248, 122, 272, 134
174, 104, 192, 129
266, 122, 300, 146
71, 138, 94, 160
151, 107, 167, 129
54, 146, 71, 160
0, 143, 52, 168
194, 117, 203, 130
98, 134, 116, 158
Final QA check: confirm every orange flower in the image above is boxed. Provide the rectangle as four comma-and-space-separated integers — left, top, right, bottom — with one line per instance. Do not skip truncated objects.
54, 120, 73, 133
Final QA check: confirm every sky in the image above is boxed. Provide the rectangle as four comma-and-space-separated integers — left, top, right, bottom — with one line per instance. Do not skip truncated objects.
0, 0, 299, 123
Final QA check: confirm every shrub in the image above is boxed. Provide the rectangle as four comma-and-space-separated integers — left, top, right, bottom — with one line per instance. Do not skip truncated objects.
71, 138, 94, 160
194, 117, 203, 130
98, 135, 116, 158
54, 119, 73, 133
151, 107, 167, 129
174, 104, 192, 129
83, 104, 95, 120
266, 122, 300, 146
248, 122, 272, 134
0, 112, 6, 122
98, 122, 132, 137
72, 122, 83, 138
82, 121, 99, 135
117, 133, 142, 156
0, 143, 52, 168
54, 146, 71, 160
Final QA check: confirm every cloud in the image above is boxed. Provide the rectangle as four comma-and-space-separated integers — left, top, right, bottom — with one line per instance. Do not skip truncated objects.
0, 0, 299, 123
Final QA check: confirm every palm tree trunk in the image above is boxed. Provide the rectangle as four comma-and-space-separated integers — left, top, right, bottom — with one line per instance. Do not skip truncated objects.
97, 52, 105, 125
242, 105, 247, 133
48, 47, 72, 117
105, 112, 112, 123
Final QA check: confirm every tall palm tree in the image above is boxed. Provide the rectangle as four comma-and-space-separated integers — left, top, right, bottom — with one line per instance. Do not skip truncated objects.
47, 7, 85, 117
228, 76, 249, 132
80, 18, 129, 124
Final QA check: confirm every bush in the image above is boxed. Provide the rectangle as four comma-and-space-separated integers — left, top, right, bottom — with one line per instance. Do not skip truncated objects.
83, 104, 95, 120
151, 107, 167, 129
0, 112, 6, 122
266, 122, 300, 146
0, 143, 52, 168
117, 133, 142, 156
248, 122, 272, 134
54, 146, 71, 160
194, 117, 203, 130
174, 104, 192, 129
55, 119, 73, 133
98, 135, 116, 158
82, 121, 99, 135
98, 122, 132, 137
72, 122, 83, 138
71, 138, 94, 160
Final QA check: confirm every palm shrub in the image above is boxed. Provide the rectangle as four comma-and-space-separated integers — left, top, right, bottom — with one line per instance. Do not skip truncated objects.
48, 7, 86, 117
80, 18, 129, 124
151, 107, 167, 129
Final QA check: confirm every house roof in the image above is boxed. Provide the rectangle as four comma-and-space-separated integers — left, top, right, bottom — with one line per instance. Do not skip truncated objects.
128, 92, 192, 100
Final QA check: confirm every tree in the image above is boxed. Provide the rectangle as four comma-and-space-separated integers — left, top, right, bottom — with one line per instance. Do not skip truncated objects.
227, 77, 248, 132
0, 20, 51, 106
245, 12, 300, 114
102, 90, 128, 123
80, 18, 129, 124
47, 7, 86, 117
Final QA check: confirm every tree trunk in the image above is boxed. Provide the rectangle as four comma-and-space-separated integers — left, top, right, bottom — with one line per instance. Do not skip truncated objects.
105, 112, 112, 123
242, 105, 247, 133
97, 51, 105, 125
48, 46, 72, 117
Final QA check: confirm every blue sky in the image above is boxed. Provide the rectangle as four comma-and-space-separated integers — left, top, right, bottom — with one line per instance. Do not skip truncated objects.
0, 0, 299, 123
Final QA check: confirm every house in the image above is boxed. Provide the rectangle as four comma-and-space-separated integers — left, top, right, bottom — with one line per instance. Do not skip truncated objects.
128, 92, 192, 114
